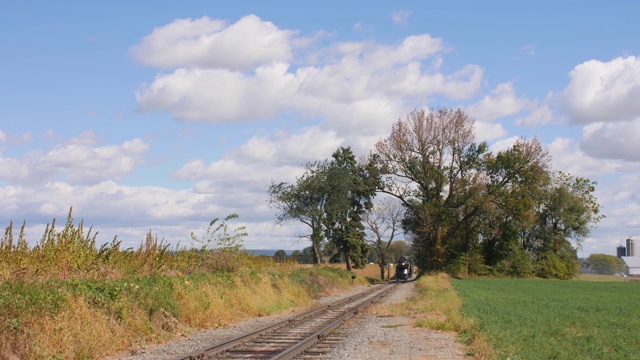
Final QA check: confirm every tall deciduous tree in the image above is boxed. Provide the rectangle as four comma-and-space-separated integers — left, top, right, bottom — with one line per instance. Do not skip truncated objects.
481, 138, 552, 266
372, 108, 486, 271
371, 107, 603, 278
529, 172, 604, 278
267, 162, 329, 264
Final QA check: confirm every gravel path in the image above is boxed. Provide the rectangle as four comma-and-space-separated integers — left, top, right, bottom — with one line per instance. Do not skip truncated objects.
104, 282, 466, 359
322, 281, 466, 359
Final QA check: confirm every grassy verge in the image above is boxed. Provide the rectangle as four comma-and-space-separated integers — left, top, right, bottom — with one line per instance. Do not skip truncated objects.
0, 265, 368, 359
453, 278, 640, 359
364, 273, 494, 359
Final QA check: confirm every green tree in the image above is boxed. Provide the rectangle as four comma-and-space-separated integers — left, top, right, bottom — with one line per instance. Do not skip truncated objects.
372, 108, 486, 271
587, 253, 626, 275
534, 172, 604, 253
372, 107, 604, 279
268, 162, 329, 264
387, 240, 411, 262
481, 138, 551, 267
323, 147, 378, 271
273, 249, 287, 257
528, 172, 604, 278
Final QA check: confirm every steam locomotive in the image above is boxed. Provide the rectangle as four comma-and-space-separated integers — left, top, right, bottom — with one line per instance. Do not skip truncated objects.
395, 256, 413, 281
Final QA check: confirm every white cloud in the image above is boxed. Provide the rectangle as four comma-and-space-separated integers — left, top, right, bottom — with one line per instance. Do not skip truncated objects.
465, 82, 531, 143
391, 10, 411, 26
0, 181, 236, 248
0, 131, 33, 145
466, 82, 528, 122
580, 119, 640, 161
131, 15, 295, 71
474, 121, 507, 143
561, 56, 640, 124
0, 132, 149, 185
136, 63, 299, 123
580, 171, 640, 256
488, 136, 521, 153
236, 127, 344, 166
14, 133, 32, 145
175, 126, 344, 189
0, 181, 214, 223
515, 104, 555, 126
135, 24, 484, 126
547, 137, 631, 177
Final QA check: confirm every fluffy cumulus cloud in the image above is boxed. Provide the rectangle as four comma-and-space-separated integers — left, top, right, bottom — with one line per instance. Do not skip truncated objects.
0, 131, 148, 185
466, 82, 529, 123
580, 119, 640, 161
473, 121, 507, 142
0, 181, 232, 248
558, 56, 640, 162
135, 64, 299, 123
465, 82, 539, 142
134, 15, 484, 128
561, 56, 640, 124
0, 181, 220, 224
515, 99, 555, 126
175, 126, 344, 190
131, 15, 295, 71
547, 137, 630, 177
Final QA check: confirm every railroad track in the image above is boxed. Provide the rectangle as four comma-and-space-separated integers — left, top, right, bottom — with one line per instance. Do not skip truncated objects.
175, 283, 397, 360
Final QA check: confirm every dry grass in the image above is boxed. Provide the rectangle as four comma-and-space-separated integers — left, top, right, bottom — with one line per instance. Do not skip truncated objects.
28, 297, 129, 359
0, 211, 377, 358
0, 265, 365, 359
574, 273, 631, 282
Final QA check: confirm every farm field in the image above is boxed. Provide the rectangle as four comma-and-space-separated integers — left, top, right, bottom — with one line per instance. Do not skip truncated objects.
453, 278, 640, 360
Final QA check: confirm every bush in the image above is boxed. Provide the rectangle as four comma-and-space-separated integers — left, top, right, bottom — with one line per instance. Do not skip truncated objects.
535, 252, 579, 279
446, 253, 489, 277
497, 250, 534, 277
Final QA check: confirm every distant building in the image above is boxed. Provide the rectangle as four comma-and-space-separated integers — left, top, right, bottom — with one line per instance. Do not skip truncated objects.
626, 238, 637, 257
621, 256, 640, 276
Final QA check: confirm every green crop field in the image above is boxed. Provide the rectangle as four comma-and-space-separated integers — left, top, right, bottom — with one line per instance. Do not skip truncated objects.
453, 278, 640, 360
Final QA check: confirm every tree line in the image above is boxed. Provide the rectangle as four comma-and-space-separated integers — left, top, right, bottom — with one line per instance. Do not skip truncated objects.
269, 108, 603, 279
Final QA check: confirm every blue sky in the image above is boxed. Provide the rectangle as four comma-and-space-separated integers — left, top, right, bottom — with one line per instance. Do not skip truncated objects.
1, 1, 639, 257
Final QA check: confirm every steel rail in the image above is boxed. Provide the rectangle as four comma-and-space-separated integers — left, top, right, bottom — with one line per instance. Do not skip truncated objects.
272, 284, 395, 360
175, 284, 392, 360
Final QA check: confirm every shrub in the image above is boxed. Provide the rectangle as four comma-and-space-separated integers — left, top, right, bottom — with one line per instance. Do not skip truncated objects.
497, 249, 534, 277
446, 253, 489, 277
535, 252, 579, 279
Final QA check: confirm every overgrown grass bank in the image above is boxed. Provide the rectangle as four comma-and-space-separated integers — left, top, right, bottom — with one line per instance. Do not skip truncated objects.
0, 266, 367, 359
453, 278, 640, 359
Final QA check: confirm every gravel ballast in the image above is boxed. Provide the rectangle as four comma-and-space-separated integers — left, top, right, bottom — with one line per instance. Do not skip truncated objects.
322, 281, 466, 359
104, 282, 466, 359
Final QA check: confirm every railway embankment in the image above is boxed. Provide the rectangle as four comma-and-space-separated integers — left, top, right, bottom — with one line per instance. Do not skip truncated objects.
0, 264, 369, 359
